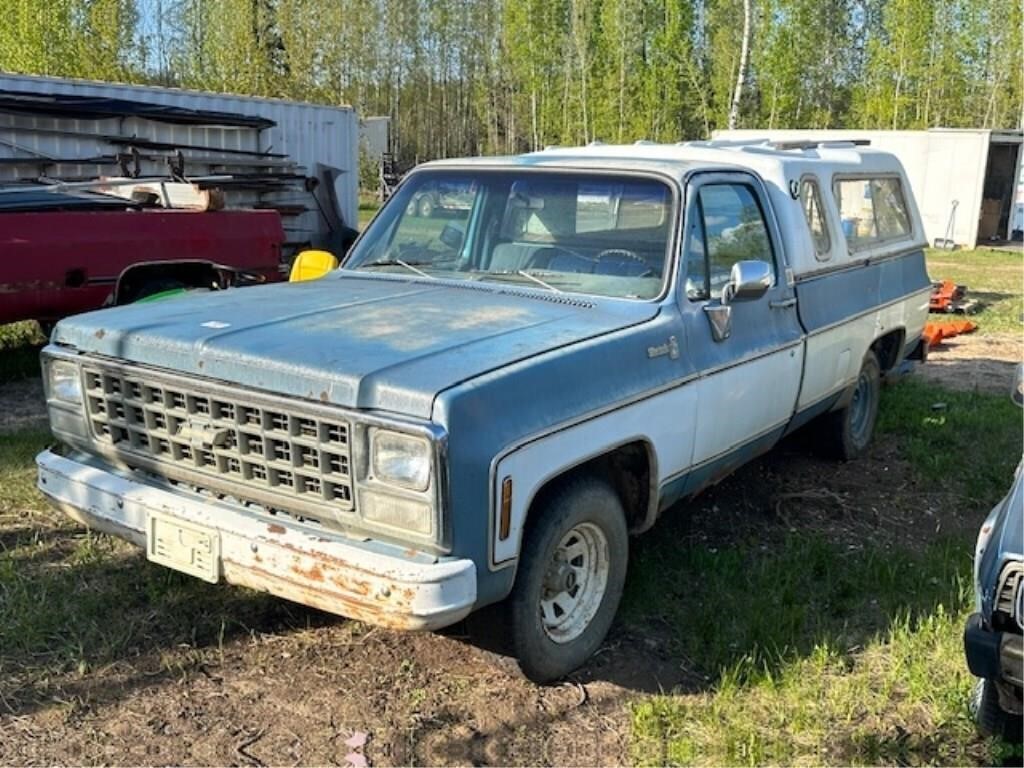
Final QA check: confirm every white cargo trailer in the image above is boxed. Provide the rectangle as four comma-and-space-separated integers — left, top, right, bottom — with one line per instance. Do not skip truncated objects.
714, 128, 1023, 249
0, 72, 359, 257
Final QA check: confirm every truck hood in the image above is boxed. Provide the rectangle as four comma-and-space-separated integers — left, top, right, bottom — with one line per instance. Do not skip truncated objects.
53, 273, 657, 418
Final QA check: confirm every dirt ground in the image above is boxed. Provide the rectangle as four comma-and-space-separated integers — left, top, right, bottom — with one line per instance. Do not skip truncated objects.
915, 331, 1022, 396
0, 333, 1016, 767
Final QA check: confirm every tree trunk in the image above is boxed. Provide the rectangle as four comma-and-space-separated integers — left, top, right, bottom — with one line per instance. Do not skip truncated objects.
728, 0, 751, 130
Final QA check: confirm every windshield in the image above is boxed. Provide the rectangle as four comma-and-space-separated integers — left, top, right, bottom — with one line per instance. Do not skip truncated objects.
344, 169, 675, 300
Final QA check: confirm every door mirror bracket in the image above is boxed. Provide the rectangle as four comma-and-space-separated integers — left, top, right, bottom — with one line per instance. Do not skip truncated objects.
703, 303, 732, 342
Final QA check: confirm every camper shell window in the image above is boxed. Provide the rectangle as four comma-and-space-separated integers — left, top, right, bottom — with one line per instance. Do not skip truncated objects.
799, 176, 831, 260
834, 176, 912, 252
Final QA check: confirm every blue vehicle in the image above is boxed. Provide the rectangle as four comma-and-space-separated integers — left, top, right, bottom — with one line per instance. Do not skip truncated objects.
965, 365, 1023, 740
37, 141, 931, 681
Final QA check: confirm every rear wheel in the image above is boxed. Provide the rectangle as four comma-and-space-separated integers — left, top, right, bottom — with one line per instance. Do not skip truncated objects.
418, 195, 435, 218
822, 350, 881, 460
506, 476, 628, 683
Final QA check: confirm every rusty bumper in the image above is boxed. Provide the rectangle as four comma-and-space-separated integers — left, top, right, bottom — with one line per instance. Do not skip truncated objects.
37, 449, 476, 631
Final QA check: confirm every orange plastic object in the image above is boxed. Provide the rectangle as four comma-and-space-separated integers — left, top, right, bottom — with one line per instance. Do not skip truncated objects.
929, 280, 966, 313
923, 320, 977, 347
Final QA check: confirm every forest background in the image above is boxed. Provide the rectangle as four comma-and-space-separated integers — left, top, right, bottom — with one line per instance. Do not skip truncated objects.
0, 0, 1020, 167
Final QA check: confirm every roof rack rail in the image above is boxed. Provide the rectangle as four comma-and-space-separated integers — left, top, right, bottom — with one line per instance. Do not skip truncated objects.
769, 139, 872, 150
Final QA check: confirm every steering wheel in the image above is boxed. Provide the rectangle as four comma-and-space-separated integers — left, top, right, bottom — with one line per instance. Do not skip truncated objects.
595, 248, 655, 277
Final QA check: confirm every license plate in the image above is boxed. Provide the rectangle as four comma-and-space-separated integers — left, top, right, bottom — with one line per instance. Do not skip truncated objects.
147, 512, 220, 583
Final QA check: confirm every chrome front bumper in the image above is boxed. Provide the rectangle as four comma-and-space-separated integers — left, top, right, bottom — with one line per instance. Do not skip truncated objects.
36, 449, 476, 631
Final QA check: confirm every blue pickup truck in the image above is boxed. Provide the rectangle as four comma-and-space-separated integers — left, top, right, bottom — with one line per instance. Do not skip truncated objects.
37, 140, 931, 682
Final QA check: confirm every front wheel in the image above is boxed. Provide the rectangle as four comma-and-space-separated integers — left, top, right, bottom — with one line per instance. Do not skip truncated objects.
507, 476, 628, 683
822, 350, 881, 460
971, 678, 1023, 742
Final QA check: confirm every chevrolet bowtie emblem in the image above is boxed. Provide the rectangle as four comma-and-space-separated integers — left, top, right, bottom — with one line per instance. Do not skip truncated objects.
176, 418, 231, 448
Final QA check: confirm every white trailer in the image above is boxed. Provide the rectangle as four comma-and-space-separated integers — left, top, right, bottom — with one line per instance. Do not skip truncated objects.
0, 72, 359, 257
714, 128, 1023, 249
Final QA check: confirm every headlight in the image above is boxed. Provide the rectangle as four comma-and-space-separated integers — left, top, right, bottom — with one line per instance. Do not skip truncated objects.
370, 430, 431, 491
47, 360, 82, 404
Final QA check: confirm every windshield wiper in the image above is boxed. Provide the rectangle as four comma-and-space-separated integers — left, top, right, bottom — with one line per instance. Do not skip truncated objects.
515, 270, 562, 293
360, 259, 435, 279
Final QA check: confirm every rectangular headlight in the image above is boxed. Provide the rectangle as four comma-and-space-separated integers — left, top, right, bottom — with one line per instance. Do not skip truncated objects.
370, 429, 431, 491
47, 359, 83, 404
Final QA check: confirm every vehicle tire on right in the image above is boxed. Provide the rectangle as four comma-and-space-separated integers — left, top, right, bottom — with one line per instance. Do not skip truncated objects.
972, 678, 1023, 742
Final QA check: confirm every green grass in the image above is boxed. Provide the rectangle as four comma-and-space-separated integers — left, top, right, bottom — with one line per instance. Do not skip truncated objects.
877, 376, 1022, 500
358, 194, 382, 228
627, 380, 1023, 766
0, 429, 317, 708
925, 247, 1023, 334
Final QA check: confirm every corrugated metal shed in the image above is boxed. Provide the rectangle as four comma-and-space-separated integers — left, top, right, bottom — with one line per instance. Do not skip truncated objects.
714, 128, 1023, 249
0, 72, 359, 254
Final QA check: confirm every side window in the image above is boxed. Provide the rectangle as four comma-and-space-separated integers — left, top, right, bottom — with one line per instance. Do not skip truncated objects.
800, 178, 831, 260
834, 177, 912, 251
686, 183, 775, 300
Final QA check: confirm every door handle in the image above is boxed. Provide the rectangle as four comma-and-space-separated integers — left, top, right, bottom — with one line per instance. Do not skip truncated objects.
769, 298, 797, 309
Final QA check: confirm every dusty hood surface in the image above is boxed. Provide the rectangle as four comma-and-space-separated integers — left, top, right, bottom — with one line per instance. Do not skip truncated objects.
54, 273, 656, 418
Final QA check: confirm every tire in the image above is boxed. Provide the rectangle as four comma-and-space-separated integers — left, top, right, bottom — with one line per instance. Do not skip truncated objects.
506, 476, 629, 684
418, 195, 435, 218
971, 678, 1023, 742
406, 198, 419, 217
822, 350, 881, 460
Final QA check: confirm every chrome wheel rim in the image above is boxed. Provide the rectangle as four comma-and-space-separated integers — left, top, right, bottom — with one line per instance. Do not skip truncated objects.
539, 522, 610, 644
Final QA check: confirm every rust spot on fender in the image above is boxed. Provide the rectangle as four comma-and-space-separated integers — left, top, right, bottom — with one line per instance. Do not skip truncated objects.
319, 390, 329, 403
267, 523, 286, 535
404, 548, 420, 558
197, 359, 204, 369
95, 328, 106, 339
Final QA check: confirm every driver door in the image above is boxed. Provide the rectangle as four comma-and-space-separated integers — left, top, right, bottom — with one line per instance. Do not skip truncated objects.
679, 173, 804, 480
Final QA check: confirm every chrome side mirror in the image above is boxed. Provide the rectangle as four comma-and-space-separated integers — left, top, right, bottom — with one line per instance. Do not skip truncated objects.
723, 260, 772, 304
703, 260, 773, 343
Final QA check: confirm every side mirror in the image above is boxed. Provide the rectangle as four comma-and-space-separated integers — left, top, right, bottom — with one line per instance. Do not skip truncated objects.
439, 223, 465, 250
289, 249, 338, 282
1013, 364, 1023, 408
723, 260, 772, 304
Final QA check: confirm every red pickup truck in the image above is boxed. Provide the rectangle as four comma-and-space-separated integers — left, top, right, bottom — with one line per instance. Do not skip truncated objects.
0, 189, 284, 329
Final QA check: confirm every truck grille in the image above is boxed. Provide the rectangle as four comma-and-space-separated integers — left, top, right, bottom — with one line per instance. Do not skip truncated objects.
996, 562, 1023, 631
82, 362, 355, 521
